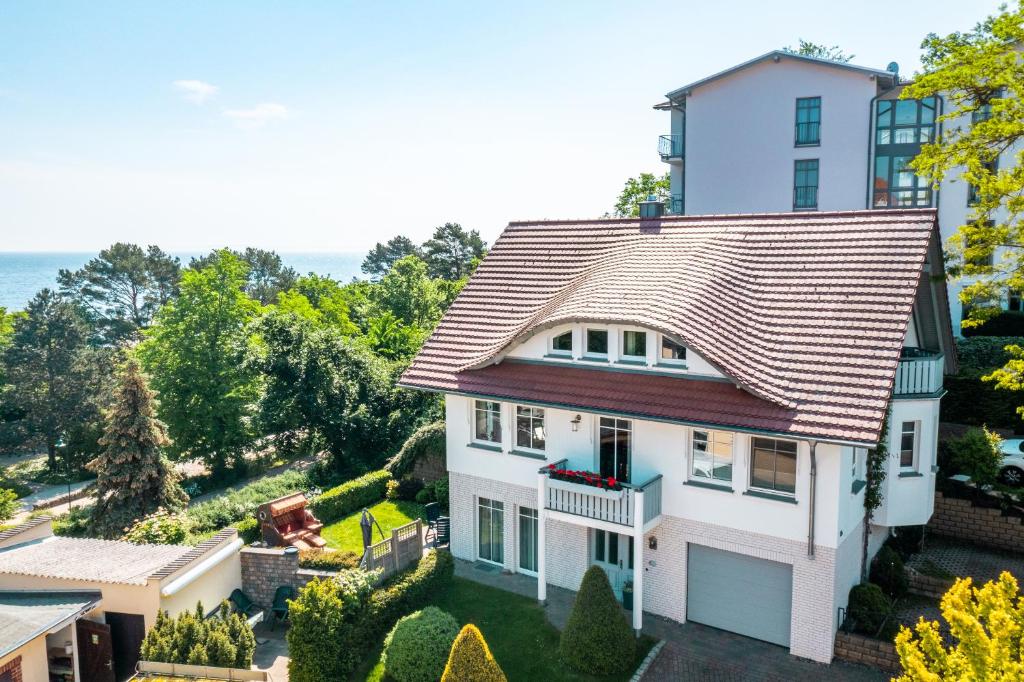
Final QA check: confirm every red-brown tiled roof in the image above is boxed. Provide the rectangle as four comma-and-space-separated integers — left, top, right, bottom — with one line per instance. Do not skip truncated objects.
400, 210, 941, 445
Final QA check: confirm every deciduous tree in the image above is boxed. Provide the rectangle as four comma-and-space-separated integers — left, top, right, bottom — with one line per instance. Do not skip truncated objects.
191, 248, 297, 305
88, 356, 188, 538
372, 256, 443, 328
783, 39, 855, 63
613, 172, 670, 217
140, 251, 262, 478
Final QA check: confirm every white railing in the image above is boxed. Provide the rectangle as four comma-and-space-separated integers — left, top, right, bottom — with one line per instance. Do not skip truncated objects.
540, 460, 662, 527
893, 349, 944, 396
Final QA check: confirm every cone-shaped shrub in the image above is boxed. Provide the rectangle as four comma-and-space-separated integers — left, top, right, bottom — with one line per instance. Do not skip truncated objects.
441, 624, 507, 682
558, 565, 635, 674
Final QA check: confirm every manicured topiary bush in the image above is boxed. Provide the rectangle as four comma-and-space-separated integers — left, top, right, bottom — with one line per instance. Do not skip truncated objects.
558, 565, 635, 674
382, 607, 460, 682
298, 548, 361, 571
870, 545, 909, 599
847, 583, 893, 638
442, 623, 507, 682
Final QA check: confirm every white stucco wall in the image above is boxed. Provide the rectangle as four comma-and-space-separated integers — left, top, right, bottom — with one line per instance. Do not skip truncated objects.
158, 550, 242, 618
447, 393, 850, 549
680, 57, 879, 215
875, 398, 941, 527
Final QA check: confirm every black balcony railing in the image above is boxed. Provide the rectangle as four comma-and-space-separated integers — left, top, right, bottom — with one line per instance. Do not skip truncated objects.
793, 186, 818, 210
795, 121, 820, 146
658, 134, 683, 159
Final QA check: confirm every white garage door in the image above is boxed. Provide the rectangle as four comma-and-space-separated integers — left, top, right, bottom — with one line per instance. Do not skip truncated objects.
686, 544, 793, 647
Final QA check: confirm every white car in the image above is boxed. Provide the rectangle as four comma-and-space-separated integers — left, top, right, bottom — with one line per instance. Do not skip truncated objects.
998, 438, 1024, 486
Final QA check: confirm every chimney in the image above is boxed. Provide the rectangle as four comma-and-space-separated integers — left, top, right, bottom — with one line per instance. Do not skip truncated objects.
639, 194, 665, 219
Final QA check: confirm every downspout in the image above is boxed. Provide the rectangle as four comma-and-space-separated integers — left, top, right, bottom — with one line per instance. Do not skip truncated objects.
807, 440, 818, 558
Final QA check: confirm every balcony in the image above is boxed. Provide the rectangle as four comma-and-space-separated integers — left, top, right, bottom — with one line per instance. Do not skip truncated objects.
658, 134, 683, 163
539, 459, 662, 529
893, 348, 944, 396
669, 193, 683, 215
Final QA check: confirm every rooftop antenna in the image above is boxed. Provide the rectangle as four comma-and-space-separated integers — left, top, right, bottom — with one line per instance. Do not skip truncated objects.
886, 61, 900, 81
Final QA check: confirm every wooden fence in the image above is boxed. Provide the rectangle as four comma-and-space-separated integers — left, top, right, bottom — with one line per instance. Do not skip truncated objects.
361, 518, 424, 580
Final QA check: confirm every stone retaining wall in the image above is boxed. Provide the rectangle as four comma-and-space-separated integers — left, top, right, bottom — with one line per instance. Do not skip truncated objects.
928, 492, 1024, 553
833, 632, 901, 673
907, 567, 952, 599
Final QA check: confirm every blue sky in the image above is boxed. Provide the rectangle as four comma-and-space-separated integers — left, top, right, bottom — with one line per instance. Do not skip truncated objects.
0, 1, 1004, 252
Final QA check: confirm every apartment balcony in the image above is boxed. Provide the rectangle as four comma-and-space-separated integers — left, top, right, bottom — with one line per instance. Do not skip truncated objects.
538, 459, 662, 531
658, 134, 683, 163
893, 348, 944, 396
669, 193, 683, 215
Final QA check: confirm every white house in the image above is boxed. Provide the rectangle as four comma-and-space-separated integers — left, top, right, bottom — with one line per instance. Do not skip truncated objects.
655, 50, 1012, 333
400, 209, 955, 664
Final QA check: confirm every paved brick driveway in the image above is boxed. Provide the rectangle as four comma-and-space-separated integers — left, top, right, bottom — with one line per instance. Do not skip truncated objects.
641, 623, 887, 682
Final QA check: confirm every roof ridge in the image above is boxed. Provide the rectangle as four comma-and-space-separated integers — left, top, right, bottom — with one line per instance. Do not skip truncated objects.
148, 527, 238, 580
0, 516, 51, 544
507, 208, 937, 227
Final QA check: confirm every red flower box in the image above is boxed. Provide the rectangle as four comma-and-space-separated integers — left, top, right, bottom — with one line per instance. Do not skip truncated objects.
546, 465, 623, 491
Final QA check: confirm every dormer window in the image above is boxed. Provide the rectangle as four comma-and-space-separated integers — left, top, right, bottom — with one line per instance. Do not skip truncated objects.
621, 331, 647, 359
660, 336, 687, 365
551, 331, 572, 356
585, 329, 608, 357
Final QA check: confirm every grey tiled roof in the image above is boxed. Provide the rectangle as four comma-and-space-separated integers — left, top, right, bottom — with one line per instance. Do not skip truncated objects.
0, 536, 192, 585
0, 590, 101, 657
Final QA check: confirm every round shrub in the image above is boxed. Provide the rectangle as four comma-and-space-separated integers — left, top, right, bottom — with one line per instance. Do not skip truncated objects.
442, 624, 507, 682
414, 486, 434, 504
847, 583, 892, 637
396, 477, 425, 501
948, 426, 1003, 487
233, 516, 260, 544
559, 565, 635, 674
123, 510, 189, 545
383, 606, 460, 682
870, 545, 909, 599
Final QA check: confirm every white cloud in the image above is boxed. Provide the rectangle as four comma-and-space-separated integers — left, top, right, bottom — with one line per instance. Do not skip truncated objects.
222, 102, 289, 128
173, 79, 218, 104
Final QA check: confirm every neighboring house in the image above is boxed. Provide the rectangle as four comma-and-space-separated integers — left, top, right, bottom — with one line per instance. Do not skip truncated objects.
401, 209, 955, 664
0, 518, 243, 682
0, 590, 102, 682
654, 49, 1014, 333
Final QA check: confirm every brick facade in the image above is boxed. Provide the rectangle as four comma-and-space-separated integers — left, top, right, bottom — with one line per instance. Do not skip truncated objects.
833, 631, 901, 672
928, 492, 1024, 553
239, 547, 332, 609
0, 656, 22, 682
450, 471, 842, 663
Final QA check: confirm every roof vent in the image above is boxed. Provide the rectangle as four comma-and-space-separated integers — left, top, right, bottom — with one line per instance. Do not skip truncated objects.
639, 194, 665, 219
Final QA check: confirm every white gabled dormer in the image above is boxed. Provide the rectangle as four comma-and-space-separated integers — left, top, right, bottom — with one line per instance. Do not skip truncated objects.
500, 322, 725, 379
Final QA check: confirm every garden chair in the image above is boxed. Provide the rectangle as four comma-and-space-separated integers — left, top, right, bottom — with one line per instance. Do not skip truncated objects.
229, 588, 259, 618
435, 516, 450, 547
424, 502, 440, 541
271, 585, 296, 630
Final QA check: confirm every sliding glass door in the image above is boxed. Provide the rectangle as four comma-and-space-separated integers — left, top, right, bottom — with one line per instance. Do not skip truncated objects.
518, 506, 538, 574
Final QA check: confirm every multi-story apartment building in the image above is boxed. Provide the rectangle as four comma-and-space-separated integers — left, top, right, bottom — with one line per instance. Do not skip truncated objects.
655, 50, 1011, 332
401, 209, 955, 663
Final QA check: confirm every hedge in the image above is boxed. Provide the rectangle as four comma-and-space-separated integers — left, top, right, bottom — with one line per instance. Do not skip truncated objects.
309, 470, 392, 524
962, 312, 1024, 338
298, 549, 361, 571
386, 421, 445, 479
187, 469, 310, 535
287, 549, 454, 681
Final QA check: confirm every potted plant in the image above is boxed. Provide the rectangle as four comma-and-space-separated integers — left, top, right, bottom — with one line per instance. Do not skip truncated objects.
622, 580, 634, 610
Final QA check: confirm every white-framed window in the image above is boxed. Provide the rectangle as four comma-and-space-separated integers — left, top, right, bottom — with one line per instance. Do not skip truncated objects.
585, 328, 608, 357
550, 330, 573, 356
477, 497, 504, 565
899, 421, 918, 469
621, 330, 647, 359
515, 405, 546, 451
473, 400, 502, 444
750, 437, 798, 496
659, 335, 687, 365
691, 429, 734, 484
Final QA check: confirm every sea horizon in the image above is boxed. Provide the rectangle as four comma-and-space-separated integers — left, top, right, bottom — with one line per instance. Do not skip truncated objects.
0, 250, 366, 312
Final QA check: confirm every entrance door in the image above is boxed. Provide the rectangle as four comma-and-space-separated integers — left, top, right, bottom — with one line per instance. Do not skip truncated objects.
599, 418, 631, 482
105, 612, 145, 682
76, 619, 116, 682
592, 529, 634, 593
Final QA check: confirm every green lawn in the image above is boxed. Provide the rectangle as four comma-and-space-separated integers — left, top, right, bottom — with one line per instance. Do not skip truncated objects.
358, 577, 656, 682
321, 500, 425, 554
